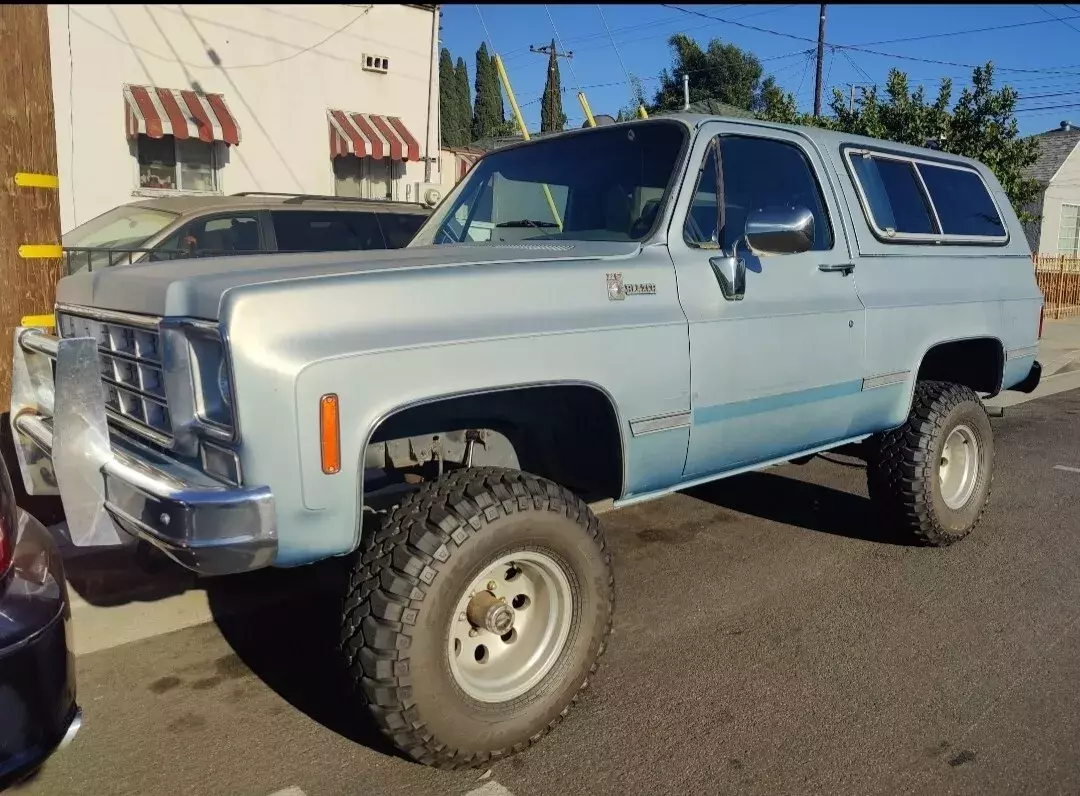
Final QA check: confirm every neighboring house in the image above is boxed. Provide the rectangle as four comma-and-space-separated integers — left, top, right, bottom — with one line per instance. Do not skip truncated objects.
1022, 120, 1080, 254
47, 4, 441, 234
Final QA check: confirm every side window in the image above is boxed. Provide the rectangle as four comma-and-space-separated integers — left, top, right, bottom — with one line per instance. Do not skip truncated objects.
151, 213, 261, 260
683, 135, 834, 252
379, 212, 427, 248
850, 155, 936, 235
916, 163, 1005, 238
271, 210, 386, 251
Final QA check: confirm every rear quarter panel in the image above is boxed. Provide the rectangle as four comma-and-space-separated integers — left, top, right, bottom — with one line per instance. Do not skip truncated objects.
823, 141, 1042, 429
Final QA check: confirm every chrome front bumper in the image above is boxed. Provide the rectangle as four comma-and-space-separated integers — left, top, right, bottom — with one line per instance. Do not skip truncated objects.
9, 327, 277, 576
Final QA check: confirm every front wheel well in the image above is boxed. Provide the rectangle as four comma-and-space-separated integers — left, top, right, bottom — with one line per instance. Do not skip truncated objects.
916, 338, 1004, 396
365, 384, 625, 502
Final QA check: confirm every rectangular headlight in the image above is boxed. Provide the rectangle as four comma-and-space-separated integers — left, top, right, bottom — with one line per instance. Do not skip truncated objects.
185, 326, 236, 437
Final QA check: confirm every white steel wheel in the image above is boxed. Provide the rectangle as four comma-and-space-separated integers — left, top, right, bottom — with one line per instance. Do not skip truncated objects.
448, 550, 574, 704
938, 424, 980, 510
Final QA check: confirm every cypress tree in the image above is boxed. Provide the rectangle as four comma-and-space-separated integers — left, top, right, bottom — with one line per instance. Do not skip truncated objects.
472, 43, 494, 141
540, 39, 566, 133
438, 48, 459, 147
454, 57, 471, 145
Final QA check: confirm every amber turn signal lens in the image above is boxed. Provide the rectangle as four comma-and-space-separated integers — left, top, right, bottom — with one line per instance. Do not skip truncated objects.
320, 394, 341, 475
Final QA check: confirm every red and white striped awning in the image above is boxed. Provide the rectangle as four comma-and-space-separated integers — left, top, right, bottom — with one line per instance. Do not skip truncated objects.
124, 84, 241, 146
327, 109, 420, 162
453, 148, 484, 180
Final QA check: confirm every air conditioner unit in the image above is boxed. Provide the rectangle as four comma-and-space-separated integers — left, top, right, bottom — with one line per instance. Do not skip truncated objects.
417, 182, 443, 208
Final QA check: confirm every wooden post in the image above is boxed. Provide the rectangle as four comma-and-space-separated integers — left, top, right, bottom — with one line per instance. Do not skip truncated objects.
0, 5, 63, 411
1058, 255, 1066, 319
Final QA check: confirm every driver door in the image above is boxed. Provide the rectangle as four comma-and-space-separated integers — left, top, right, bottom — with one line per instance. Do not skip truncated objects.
670, 123, 866, 477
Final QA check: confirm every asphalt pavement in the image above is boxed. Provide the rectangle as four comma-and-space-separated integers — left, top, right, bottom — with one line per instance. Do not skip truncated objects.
13, 388, 1080, 796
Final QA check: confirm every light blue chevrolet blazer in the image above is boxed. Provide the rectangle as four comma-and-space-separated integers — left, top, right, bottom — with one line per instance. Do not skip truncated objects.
11, 114, 1043, 768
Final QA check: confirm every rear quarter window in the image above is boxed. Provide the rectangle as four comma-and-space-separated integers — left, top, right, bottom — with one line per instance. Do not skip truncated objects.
844, 147, 1007, 244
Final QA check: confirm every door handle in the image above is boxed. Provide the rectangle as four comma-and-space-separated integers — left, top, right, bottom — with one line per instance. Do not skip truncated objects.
819, 262, 855, 275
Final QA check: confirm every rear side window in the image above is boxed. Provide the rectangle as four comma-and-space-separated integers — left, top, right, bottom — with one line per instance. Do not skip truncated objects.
917, 164, 1006, 238
271, 210, 386, 252
845, 149, 1007, 244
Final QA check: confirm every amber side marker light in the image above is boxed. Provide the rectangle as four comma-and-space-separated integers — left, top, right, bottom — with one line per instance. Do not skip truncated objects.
320, 394, 341, 475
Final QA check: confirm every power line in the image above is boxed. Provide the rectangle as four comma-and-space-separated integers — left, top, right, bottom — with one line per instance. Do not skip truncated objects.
850, 13, 1080, 47
596, 5, 637, 107
660, 3, 1080, 77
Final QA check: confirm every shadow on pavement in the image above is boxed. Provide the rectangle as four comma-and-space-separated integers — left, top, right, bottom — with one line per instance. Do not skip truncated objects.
206, 559, 406, 762
685, 459, 916, 546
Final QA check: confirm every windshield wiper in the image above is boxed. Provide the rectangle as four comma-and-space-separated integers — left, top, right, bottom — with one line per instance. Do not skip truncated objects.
494, 219, 559, 238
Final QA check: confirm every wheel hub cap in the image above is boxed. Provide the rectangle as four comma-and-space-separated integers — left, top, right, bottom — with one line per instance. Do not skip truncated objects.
467, 590, 516, 635
448, 550, 574, 704
939, 424, 980, 510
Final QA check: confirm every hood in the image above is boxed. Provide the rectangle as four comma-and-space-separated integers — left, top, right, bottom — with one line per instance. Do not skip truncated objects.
55, 241, 642, 320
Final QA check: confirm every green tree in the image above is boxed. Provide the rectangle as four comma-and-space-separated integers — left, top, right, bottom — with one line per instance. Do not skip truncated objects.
616, 74, 647, 122
540, 40, 567, 133
757, 62, 1038, 221
650, 33, 770, 113
439, 48, 461, 147
454, 57, 471, 144
472, 43, 511, 141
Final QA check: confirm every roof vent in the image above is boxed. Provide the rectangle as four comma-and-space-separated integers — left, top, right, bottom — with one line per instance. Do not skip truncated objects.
1062, 120, 1073, 131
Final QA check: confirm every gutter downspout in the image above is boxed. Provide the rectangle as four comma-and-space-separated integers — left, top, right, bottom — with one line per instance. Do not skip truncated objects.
424, 5, 438, 183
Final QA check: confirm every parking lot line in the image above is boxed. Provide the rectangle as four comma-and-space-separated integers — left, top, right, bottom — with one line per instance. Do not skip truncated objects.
465, 783, 515, 796
1054, 464, 1080, 473
267, 788, 307, 796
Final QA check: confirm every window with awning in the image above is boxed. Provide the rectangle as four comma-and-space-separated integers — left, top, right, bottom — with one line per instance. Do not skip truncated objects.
124, 84, 242, 192
328, 110, 422, 201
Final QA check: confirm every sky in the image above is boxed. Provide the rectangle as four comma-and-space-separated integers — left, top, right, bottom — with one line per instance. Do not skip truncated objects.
438, 3, 1080, 137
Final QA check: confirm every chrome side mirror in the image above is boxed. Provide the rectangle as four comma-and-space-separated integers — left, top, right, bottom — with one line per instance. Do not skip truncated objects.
745, 206, 815, 255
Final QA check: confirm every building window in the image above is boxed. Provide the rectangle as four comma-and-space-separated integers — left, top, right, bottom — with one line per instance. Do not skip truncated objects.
1059, 203, 1080, 255
333, 155, 404, 201
136, 134, 218, 192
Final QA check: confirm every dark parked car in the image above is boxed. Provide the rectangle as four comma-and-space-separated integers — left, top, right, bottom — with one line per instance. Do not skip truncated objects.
0, 453, 79, 788
62, 192, 432, 273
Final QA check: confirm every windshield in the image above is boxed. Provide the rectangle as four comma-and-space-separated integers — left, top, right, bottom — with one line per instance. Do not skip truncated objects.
63, 205, 178, 249
411, 120, 688, 247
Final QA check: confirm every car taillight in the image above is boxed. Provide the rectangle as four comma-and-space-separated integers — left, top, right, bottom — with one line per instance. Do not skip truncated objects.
1039, 305, 1045, 339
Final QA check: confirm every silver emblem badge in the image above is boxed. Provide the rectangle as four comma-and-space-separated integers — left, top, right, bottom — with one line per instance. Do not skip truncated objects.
607, 272, 656, 300
607, 272, 626, 301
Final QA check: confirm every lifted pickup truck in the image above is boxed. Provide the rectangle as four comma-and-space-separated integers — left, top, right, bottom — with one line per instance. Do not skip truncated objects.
9, 114, 1043, 769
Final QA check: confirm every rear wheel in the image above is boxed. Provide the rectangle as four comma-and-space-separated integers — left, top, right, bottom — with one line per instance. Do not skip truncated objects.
340, 467, 614, 769
867, 380, 994, 546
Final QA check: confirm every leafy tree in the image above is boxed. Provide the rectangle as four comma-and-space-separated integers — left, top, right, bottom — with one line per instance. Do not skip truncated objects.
439, 48, 462, 147
616, 74, 647, 122
758, 62, 1039, 221
650, 33, 771, 114
454, 57, 471, 143
540, 40, 567, 133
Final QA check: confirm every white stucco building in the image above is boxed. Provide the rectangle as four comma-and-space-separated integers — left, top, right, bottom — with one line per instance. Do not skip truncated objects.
48, 4, 441, 234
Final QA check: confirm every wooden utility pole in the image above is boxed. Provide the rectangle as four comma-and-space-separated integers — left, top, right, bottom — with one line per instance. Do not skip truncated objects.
0, 5, 63, 410
814, 3, 827, 118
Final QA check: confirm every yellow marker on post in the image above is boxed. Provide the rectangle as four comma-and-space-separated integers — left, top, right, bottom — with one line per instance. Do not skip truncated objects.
578, 92, 597, 127
14, 172, 59, 189
18, 244, 63, 259
21, 314, 55, 329
493, 54, 564, 231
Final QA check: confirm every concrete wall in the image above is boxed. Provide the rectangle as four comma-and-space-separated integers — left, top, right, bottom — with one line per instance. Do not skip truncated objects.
49, 4, 440, 233
1040, 142, 1080, 253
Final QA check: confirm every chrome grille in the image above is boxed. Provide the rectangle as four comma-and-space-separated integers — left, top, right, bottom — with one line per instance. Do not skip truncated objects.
56, 309, 172, 442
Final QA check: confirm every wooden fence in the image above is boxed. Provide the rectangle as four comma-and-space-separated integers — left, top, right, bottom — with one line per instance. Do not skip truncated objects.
1034, 255, 1080, 319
